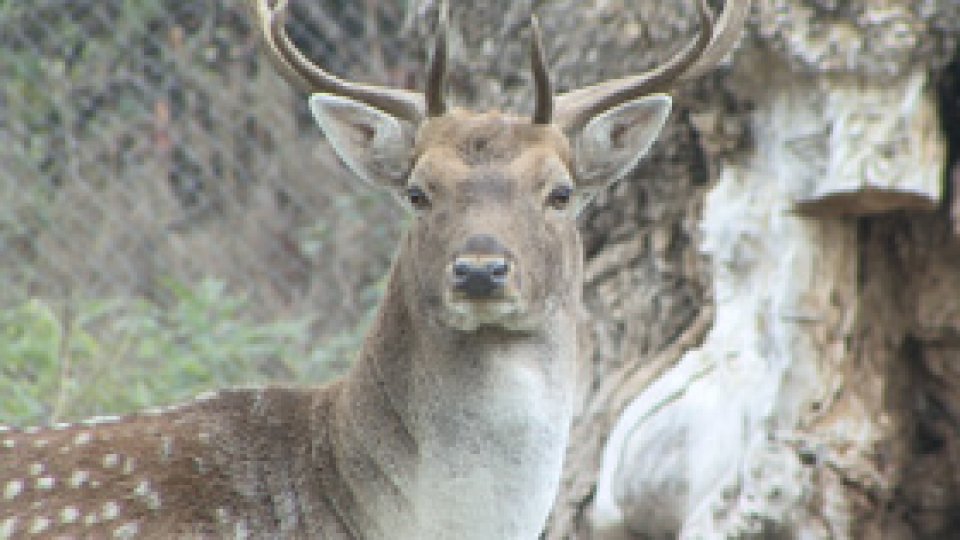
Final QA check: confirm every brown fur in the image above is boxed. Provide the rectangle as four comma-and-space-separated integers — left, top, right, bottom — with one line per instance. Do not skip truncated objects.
0, 110, 586, 539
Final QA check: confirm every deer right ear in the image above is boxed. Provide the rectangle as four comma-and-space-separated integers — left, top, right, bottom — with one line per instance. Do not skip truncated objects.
309, 94, 415, 188
573, 94, 672, 206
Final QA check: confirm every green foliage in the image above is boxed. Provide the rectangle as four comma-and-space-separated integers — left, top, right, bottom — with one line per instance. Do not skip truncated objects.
0, 279, 354, 426
0, 0, 385, 430
0, 299, 96, 423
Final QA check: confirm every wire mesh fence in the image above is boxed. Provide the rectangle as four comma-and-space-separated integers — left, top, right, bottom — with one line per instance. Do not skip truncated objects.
0, 0, 433, 423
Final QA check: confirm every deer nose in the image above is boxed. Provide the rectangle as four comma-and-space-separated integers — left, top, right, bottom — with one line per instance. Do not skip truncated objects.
451, 258, 511, 298
450, 235, 514, 300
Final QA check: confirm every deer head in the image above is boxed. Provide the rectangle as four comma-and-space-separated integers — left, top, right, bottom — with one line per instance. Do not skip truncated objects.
251, 0, 749, 334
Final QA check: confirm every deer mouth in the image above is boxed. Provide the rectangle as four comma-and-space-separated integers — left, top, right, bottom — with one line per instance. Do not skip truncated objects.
441, 291, 530, 332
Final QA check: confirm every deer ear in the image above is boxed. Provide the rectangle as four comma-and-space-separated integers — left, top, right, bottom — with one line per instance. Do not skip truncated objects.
309, 94, 415, 188
574, 94, 672, 204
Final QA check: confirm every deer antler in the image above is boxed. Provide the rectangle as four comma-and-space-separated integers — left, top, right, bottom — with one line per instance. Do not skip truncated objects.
250, 0, 427, 123
531, 16, 553, 125
252, 0, 563, 126
252, 0, 748, 129
425, 0, 451, 117
553, 0, 751, 132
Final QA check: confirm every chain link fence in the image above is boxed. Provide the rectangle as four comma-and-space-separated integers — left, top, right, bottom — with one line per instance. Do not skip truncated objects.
0, 0, 435, 423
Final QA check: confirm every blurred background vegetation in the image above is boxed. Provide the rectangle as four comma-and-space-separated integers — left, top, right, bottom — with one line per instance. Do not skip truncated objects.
0, 0, 432, 425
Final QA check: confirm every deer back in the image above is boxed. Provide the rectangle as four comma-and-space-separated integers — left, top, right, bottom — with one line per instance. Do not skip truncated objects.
0, 388, 353, 538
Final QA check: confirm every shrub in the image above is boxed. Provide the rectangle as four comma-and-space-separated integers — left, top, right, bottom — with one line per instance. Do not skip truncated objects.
0, 278, 356, 426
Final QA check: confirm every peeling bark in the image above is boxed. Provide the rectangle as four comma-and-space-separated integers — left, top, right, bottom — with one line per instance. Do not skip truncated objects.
575, 2, 960, 539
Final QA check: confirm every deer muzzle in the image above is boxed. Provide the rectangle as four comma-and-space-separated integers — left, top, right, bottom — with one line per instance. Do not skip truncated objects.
447, 234, 518, 302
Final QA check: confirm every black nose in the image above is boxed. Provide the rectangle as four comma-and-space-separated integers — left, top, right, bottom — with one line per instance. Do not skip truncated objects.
451, 258, 511, 298
451, 234, 515, 299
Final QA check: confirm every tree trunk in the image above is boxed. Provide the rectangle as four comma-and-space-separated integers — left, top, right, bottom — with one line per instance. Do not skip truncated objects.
408, 0, 960, 537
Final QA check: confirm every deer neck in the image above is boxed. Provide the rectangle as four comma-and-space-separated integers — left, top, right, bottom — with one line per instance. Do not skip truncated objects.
329, 259, 579, 539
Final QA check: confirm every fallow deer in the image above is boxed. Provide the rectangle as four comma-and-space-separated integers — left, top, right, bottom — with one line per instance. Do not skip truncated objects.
0, 0, 748, 537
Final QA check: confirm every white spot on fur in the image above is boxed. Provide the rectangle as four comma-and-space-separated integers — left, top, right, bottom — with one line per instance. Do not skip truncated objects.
134, 480, 162, 510
0, 517, 17, 539
103, 453, 120, 469
75, 432, 92, 446
252, 391, 266, 414
142, 406, 168, 416
24, 427, 40, 435
36, 477, 55, 490
114, 522, 139, 539
28, 463, 44, 476
123, 457, 137, 475
160, 436, 174, 462
84, 512, 99, 526
61, 506, 80, 524
29, 516, 50, 534
33, 439, 48, 448
102, 501, 120, 521
69, 470, 90, 489
82, 415, 121, 426
1, 439, 14, 449
195, 390, 219, 402
3, 480, 23, 500
216, 507, 229, 523
134, 479, 151, 496
0, 426, 9, 433
52, 422, 71, 430
235, 520, 250, 540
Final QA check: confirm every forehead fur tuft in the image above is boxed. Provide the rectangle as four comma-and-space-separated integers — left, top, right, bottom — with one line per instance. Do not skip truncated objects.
415, 109, 571, 167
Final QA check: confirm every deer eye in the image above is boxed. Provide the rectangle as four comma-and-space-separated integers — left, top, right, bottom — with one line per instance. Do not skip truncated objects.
546, 185, 574, 210
406, 186, 431, 210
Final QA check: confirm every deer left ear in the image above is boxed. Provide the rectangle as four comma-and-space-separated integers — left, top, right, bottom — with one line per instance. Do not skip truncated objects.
573, 94, 672, 204
309, 93, 415, 189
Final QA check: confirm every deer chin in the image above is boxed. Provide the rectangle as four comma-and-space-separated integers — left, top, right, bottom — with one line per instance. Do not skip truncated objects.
441, 293, 538, 333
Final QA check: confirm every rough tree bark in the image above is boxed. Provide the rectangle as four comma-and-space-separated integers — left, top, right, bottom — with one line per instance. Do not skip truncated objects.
402, 1, 960, 538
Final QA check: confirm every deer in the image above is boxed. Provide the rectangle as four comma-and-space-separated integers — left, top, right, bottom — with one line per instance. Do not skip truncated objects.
0, 0, 748, 538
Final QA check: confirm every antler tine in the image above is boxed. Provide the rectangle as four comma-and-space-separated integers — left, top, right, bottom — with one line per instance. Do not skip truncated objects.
248, 0, 306, 91
530, 16, 553, 125
426, 0, 450, 117
251, 0, 425, 123
554, 0, 750, 132
681, 0, 752, 80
